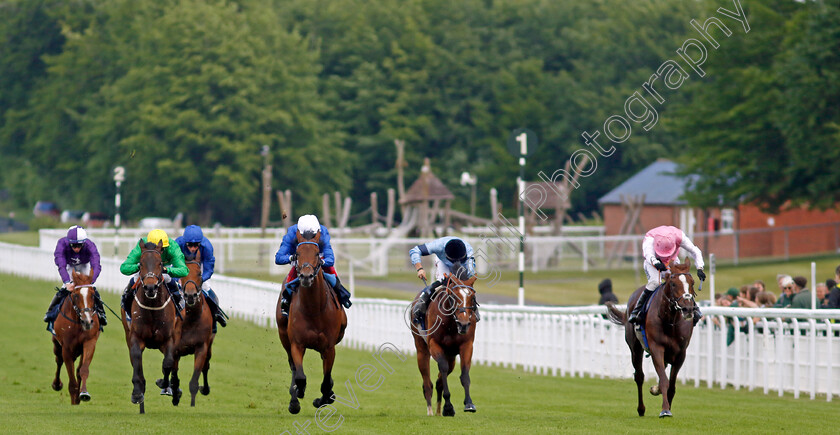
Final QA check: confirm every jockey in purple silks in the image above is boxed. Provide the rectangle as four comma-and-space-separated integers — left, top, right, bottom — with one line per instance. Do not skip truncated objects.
628, 225, 706, 327
44, 225, 107, 333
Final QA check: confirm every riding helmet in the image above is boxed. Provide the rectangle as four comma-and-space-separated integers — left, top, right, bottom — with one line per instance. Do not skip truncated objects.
67, 225, 87, 244
444, 238, 467, 263
147, 229, 170, 247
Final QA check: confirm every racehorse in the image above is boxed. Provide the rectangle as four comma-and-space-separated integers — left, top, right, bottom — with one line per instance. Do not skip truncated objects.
120, 239, 181, 413
410, 267, 478, 416
605, 259, 697, 418
171, 249, 214, 407
275, 230, 347, 414
50, 269, 100, 404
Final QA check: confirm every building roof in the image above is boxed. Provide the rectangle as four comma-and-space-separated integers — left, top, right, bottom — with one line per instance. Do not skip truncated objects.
598, 159, 694, 206
400, 158, 455, 204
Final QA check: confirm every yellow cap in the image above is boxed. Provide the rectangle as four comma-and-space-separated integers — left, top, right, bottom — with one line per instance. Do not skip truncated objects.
147, 229, 170, 247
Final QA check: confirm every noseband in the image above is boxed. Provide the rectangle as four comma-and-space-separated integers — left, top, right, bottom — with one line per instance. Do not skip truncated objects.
141, 248, 164, 291
664, 272, 695, 315
61, 285, 97, 325
294, 241, 323, 280
440, 280, 478, 320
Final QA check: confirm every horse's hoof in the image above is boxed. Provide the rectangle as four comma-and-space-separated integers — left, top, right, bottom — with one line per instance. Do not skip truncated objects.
443, 404, 455, 417
160, 387, 173, 396
131, 392, 144, 405
172, 389, 182, 406
464, 403, 476, 413
200, 385, 210, 396
650, 385, 661, 396
52, 381, 63, 391
289, 401, 301, 414
659, 410, 672, 418
79, 392, 91, 402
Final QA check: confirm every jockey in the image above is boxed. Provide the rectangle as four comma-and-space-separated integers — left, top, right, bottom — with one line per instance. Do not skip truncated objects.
175, 225, 228, 330
409, 236, 478, 326
628, 225, 706, 327
44, 226, 107, 333
275, 215, 352, 317
119, 229, 188, 318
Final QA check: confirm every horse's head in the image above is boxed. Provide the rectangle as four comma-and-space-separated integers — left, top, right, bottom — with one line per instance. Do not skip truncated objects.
182, 249, 202, 307
665, 259, 696, 321
70, 270, 97, 331
295, 231, 323, 288
139, 239, 164, 300
443, 265, 478, 335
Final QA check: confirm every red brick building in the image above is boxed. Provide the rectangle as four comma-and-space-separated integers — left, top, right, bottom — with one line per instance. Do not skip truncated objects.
598, 159, 840, 260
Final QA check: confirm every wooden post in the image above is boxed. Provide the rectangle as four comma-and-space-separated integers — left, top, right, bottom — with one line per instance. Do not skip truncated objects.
490, 187, 498, 224
260, 146, 272, 238
340, 196, 352, 228
276, 189, 293, 227
386, 188, 395, 229
322, 193, 331, 227
371, 192, 379, 226
334, 192, 342, 227
444, 200, 452, 231
395, 139, 406, 216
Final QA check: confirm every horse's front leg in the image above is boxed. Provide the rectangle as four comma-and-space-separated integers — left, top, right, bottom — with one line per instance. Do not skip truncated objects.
287, 343, 306, 414
460, 341, 476, 413
190, 343, 208, 406
62, 346, 79, 405
78, 338, 97, 402
201, 340, 213, 396
163, 341, 182, 406
129, 337, 146, 413
433, 351, 456, 417
667, 351, 687, 410
313, 346, 336, 408
51, 339, 63, 392
648, 344, 671, 418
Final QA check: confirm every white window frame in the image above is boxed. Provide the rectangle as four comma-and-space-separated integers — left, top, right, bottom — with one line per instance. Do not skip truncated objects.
721, 208, 735, 234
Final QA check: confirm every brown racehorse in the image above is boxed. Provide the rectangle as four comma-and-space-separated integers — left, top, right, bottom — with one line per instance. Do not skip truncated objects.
172, 249, 214, 407
606, 259, 697, 418
276, 231, 347, 414
51, 269, 100, 404
120, 239, 181, 413
411, 267, 478, 416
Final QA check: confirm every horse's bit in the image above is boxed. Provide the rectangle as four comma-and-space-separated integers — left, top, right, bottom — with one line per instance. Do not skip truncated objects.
295, 241, 323, 277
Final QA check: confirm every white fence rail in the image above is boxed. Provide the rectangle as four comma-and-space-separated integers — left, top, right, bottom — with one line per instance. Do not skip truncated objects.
4, 241, 840, 400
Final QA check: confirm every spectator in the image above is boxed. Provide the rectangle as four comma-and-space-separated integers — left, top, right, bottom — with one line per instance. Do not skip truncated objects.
816, 283, 829, 308
725, 287, 740, 304
597, 278, 618, 305
737, 286, 760, 308
793, 276, 808, 292
757, 291, 777, 308
790, 276, 813, 309
828, 266, 840, 309
753, 280, 766, 293
775, 276, 796, 308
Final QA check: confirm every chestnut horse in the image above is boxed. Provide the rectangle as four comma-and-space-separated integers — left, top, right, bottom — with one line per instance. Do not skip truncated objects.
411, 268, 478, 416
172, 249, 214, 407
120, 240, 181, 413
276, 231, 347, 414
51, 269, 100, 404
606, 260, 697, 418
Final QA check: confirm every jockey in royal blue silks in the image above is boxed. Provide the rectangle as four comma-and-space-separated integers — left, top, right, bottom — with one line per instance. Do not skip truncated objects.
275, 215, 352, 317
409, 236, 479, 326
175, 225, 228, 331
44, 225, 107, 333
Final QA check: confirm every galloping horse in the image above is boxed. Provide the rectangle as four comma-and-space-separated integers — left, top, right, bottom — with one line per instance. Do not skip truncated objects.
411, 268, 478, 416
172, 249, 214, 407
51, 269, 100, 404
606, 259, 697, 418
276, 231, 347, 414
120, 240, 181, 413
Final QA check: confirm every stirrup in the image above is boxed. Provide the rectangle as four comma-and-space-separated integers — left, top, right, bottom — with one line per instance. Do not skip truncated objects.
280, 299, 290, 317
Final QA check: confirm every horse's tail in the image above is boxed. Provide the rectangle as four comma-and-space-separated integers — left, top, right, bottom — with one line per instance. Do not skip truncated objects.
604, 301, 626, 325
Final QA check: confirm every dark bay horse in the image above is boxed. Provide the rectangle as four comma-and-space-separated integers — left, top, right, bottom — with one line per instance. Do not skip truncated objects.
51, 269, 100, 404
411, 269, 478, 416
276, 231, 347, 414
606, 259, 697, 418
173, 249, 214, 407
120, 239, 181, 413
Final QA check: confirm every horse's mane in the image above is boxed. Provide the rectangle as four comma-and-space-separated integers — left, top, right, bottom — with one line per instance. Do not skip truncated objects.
143, 241, 159, 250
450, 262, 471, 281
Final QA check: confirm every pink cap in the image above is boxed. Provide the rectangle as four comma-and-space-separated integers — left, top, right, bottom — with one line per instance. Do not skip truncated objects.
654, 235, 677, 259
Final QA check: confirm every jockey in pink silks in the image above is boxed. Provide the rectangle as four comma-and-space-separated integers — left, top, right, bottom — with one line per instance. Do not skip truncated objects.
628, 225, 706, 327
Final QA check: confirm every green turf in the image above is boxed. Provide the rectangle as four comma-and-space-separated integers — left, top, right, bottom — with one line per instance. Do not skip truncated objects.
1, 273, 839, 434
0, 231, 40, 247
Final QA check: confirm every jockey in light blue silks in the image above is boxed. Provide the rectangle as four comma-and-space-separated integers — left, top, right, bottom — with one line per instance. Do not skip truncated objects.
275, 215, 352, 317
409, 236, 479, 326
175, 225, 228, 331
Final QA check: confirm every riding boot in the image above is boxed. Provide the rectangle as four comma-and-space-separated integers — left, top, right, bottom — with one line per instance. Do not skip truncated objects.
167, 280, 184, 311
628, 289, 653, 325
280, 284, 295, 317
44, 288, 68, 323
474, 296, 481, 322
692, 304, 703, 327
203, 289, 227, 328
413, 290, 431, 326
93, 288, 107, 327
332, 276, 352, 309
121, 279, 136, 310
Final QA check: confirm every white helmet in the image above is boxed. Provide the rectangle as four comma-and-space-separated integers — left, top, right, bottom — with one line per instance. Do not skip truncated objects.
297, 215, 321, 238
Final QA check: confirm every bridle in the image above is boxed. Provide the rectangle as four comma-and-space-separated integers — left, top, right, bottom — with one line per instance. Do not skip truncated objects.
440, 278, 478, 320
663, 271, 696, 316
294, 241, 323, 280
60, 284, 97, 325
136, 248, 170, 309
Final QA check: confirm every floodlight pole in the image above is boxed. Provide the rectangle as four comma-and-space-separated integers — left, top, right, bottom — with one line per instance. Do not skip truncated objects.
517, 133, 527, 306
113, 166, 125, 258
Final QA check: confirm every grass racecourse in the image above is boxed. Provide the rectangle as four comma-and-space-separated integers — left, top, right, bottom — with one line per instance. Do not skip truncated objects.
2, 273, 840, 434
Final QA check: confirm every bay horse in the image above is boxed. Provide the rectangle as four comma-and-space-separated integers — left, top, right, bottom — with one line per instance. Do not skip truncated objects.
120, 239, 181, 413
50, 269, 100, 404
410, 267, 478, 416
275, 230, 347, 414
606, 259, 697, 418
172, 249, 214, 407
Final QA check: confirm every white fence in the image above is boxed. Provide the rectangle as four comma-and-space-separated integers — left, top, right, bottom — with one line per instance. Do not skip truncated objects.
4, 240, 840, 400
